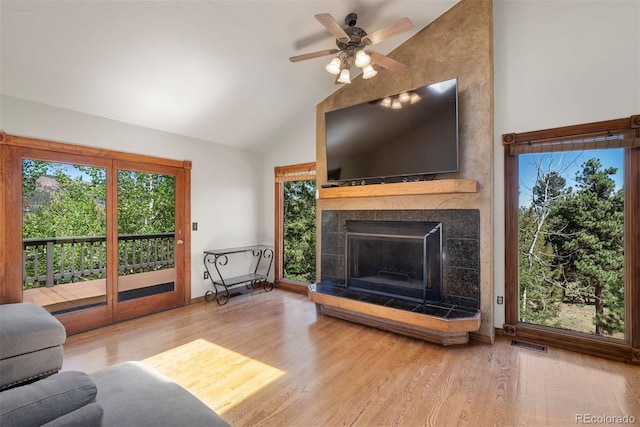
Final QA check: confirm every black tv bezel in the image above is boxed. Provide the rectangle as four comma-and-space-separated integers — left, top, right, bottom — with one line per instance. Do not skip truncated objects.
324, 77, 459, 185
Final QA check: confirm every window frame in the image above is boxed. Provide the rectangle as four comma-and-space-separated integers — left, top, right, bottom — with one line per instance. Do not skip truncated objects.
502, 115, 640, 363
274, 162, 316, 294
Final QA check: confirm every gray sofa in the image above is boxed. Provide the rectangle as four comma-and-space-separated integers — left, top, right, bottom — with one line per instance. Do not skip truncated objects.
0, 303, 230, 427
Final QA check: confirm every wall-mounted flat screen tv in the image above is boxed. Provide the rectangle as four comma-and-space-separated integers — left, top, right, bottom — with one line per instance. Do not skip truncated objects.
324, 77, 459, 184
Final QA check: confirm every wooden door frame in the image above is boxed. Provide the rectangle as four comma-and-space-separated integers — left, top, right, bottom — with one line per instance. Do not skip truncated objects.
0, 133, 191, 334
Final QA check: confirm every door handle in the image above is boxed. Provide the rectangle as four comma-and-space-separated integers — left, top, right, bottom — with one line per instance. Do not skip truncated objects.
177, 239, 184, 245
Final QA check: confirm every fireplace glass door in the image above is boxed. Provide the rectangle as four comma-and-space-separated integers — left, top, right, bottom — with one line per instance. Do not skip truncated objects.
346, 221, 442, 303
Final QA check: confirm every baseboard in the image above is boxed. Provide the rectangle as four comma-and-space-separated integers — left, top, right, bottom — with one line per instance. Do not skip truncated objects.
469, 331, 493, 344
275, 281, 308, 295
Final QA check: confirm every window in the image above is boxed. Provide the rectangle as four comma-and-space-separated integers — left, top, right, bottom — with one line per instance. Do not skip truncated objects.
517, 150, 624, 338
503, 116, 640, 362
274, 163, 316, 292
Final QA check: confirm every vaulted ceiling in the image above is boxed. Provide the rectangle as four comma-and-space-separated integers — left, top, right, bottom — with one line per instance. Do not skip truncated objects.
1, 1, 459, 152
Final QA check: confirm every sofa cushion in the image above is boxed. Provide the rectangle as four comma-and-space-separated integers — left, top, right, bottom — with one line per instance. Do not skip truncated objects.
42, 402, 104, 427
92, 361, 230, 427
0, 303, 66, 359
0, 346, 64, 390
0, 371, 99, 427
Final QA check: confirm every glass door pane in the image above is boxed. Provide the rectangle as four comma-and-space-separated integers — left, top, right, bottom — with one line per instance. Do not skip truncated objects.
283, 179, 316, 282
517, 149, 625, 338
22, 160, 108, 314
115, 165, 182, 321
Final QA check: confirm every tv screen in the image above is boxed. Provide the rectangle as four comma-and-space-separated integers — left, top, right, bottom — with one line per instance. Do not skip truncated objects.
325, 77, 459, 184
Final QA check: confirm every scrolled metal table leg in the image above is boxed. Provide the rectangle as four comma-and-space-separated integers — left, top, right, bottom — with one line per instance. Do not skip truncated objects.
204, 290, 215, 302
217, 287, 230, 306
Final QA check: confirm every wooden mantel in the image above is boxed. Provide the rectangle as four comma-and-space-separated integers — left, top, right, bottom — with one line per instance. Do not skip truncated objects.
318, 179, 479, 199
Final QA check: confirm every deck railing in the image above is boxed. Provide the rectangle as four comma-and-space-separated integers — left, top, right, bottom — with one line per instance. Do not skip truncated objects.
23, 232, 175, 288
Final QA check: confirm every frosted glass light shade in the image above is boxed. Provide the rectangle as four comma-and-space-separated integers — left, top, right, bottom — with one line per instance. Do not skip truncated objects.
362, 64, 377, 79
354, 50, 371, 68
325, 58, 341, 75
337, 68, 351, 84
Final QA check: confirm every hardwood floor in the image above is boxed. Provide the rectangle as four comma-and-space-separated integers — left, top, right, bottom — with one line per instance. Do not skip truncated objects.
62, 289, 640, 426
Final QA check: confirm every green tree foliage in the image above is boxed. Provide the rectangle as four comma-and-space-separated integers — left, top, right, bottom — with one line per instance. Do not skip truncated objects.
283, 180, 316, 282
518, 168, 569, 325
519, 156, 625, 336
21, 161, 176, 287
117, 170, 175, 234
23, 163, 107, 238
547, 159, 624, 335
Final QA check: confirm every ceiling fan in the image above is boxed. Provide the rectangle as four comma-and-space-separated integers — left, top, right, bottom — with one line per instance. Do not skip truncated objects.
289, 13, 413, 84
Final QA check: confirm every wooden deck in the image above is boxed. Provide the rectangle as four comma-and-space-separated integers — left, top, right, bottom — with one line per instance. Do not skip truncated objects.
23, 269, 175, 312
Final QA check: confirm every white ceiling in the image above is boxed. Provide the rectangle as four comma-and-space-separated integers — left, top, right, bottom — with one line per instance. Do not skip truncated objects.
1, 1, 458, 152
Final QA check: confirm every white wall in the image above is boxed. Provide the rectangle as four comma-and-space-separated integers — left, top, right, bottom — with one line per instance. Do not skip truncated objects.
493, 0, 640, 327
1, 95, 265, 298
259, 109, 317, 246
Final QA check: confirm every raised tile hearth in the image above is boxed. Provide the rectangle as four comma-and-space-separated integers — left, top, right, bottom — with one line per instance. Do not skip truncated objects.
313, 209, 482, 345
309, 281, 481, 345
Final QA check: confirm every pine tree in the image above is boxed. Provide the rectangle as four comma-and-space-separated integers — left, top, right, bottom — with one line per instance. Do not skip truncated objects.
548, 159, 624, 335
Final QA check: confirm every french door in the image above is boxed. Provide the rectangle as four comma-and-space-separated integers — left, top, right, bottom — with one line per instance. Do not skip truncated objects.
114, 160, 186, 322
0, 134, 190, 334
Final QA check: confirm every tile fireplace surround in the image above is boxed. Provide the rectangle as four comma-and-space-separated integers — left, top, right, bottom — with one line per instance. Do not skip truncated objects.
310, 209, 481, 345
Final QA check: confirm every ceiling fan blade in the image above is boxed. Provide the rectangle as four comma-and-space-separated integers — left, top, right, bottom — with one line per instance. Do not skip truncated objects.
367, 50, 406, 72
315, 13, 350, 43
293, 30, 331, 50
289, 49, 339, 63
362, 17, 413, 45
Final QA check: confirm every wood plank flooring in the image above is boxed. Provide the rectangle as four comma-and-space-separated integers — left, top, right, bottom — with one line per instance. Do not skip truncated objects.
62, 289, 640, 426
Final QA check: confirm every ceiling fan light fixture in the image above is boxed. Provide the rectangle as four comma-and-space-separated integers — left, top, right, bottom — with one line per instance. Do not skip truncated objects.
362, 64, 377, 79
354, 50, 371, 68
337, 68, 351, 84
291, 13, 412, 83
325, 57, 342, 75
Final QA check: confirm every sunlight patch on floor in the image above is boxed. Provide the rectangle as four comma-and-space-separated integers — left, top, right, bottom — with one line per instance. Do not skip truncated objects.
141, 338, 285, 415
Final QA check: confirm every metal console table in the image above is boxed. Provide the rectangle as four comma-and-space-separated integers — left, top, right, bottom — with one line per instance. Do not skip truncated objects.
203, 245, 274, 305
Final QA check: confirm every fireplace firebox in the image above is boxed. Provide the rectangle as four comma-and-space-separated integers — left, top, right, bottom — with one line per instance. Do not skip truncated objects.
346, 221, 442, 303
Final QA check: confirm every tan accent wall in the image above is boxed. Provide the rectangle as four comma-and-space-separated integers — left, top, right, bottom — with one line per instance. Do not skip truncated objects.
316, 0, 494, 338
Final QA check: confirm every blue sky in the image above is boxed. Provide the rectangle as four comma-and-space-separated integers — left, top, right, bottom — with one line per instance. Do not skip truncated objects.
518, 149, 624, 208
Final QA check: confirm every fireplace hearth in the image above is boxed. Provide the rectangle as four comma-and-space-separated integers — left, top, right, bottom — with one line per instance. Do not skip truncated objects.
312, 209, 481, 345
